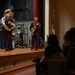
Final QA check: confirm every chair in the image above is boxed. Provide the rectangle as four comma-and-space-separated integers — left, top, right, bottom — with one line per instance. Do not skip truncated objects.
48, 60, 63, 75
63, 47, 75, 71
39, 37, 45, 48
40, 60, 63, 75
70, 72, 75, 75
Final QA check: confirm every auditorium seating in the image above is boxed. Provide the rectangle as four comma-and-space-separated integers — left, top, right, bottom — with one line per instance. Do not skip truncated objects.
59, 47, 75, 75
48, 60, 63, 75
40, 60, 63, 75
70, 72, 75, 75
63, 47, 75, 70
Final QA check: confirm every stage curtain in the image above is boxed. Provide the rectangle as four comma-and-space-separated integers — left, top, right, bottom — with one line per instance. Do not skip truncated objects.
34, 0, 42, 23
34, 0, 41, 48
34, 0, 39, 18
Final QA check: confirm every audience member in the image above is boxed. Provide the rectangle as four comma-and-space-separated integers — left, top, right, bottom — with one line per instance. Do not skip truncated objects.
0, 20, 4, 49
35, 34, 65, 75
61, 27, 75, 75
63, 27, 75, 58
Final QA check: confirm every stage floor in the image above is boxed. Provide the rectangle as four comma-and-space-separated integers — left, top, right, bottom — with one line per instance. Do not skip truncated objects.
0, 48, 44, 74
0, 48, 44, 57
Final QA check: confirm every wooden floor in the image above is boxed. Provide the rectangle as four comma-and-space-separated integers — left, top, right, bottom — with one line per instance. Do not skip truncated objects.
0, 48, 44, 75
0, 48, 44, 57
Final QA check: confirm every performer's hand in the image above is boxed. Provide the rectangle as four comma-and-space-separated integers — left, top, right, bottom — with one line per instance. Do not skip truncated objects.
11, 27, 14, 30
11, 18, 15, 23
8, 22, 11, 24
11, 22, 15, 29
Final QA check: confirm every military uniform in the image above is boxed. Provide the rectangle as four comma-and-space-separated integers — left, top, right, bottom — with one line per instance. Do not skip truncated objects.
30, 22, 40, 50
4, 19, 13, 51
0, 22, 4, 49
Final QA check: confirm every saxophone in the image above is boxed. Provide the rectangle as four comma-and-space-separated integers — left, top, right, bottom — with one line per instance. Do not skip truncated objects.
31, 23, 36, 36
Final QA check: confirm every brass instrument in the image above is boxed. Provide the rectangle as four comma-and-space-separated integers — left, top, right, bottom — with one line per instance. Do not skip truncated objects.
12, 30, 16, 36
31, 23, 37, 35
3, 24, 11, 31
3, 11, 15, 31
3, 20, 15, 31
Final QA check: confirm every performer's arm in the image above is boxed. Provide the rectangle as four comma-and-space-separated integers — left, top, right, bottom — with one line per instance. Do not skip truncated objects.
30, 23, 33, 31
11, 18, 15, 23
1, 17, 5, 25
11, 22, 15, 30
37, 23, 41, 29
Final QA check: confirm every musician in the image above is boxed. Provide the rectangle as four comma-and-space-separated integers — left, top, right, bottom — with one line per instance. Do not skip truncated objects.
30, 17, 41, 50
1, 9, 11, 25
3, 11, 15, 51
0, 20, 5, 49
0, 9, 12, 49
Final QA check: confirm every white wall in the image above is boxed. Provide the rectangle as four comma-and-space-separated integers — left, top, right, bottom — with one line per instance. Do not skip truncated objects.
45, 0, 49, 41
56, 0, 75, 47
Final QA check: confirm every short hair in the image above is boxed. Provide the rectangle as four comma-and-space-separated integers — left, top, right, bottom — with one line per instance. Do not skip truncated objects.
64, 31, 70, 41
47, 34, 59, 46
64, 27, 75, 41
34, 17, 38, 20
69, 27, 75, 41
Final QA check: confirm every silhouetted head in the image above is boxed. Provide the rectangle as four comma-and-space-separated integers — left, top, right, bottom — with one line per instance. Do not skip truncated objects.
64, 27, 75, 41
64, 31, 70, 41
47, 34, 59, 46
69, 27, 75, 41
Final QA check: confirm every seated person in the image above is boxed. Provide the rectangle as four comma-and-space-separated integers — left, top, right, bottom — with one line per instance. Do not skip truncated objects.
62, 27, 75, 58
62, 28, 75, 75
35, 34, 65, 75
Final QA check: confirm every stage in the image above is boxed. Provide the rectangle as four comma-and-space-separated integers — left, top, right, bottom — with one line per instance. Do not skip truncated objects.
0, 48, 44, 57
0, 48, 44, 75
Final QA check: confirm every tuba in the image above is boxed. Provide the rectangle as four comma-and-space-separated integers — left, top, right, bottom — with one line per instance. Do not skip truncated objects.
2, 11, 15, 31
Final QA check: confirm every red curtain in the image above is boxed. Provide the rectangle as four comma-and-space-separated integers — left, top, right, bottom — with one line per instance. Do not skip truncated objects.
34, 0, 42, 48
34, 0, 42, 21
34, 0, 39, 18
